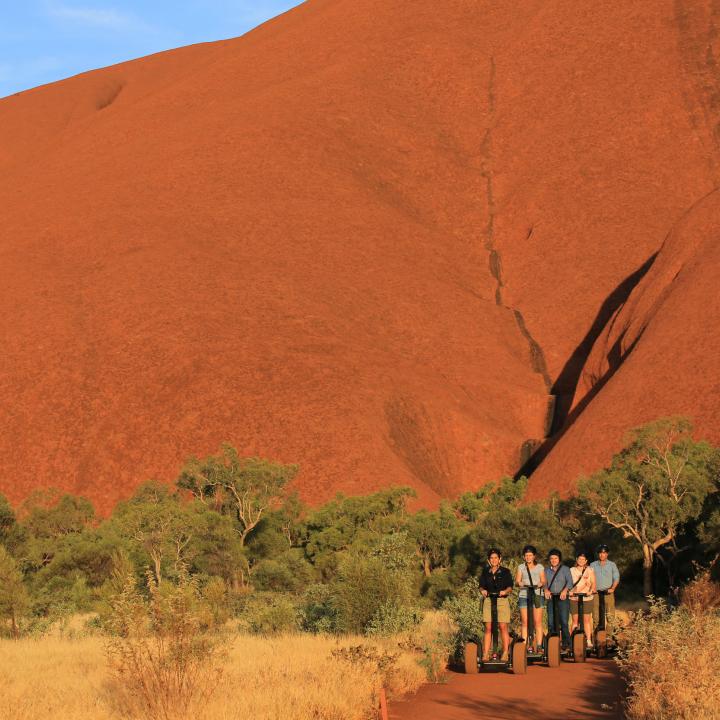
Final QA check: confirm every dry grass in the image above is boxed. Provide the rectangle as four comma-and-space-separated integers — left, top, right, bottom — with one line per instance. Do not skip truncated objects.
0, 619, 442, 720
618, 574, 720, 720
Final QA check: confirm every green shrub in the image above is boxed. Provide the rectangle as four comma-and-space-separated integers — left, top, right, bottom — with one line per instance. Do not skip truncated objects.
238, 593, 299, 635
332, 536, 415, 633
441, 577, 484, 657
365, 600, 421, 636
301, 583, 339, 633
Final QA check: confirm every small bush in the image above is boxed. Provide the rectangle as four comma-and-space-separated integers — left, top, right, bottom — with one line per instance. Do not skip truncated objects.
301, 583, 339, 633
105, 566, 223, 720
418, 631, 452, 683
441, 577, 484, 656
617, 588, 720, 720
365, 601, 421, 637
238, 592, 299, 635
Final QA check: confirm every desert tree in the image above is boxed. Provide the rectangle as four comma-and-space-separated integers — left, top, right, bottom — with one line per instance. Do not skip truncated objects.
0, 493, 15, 543
177, 444, 298, 546
112, 481, 199, 585
406, 503, 462, 577
0, 545, 29, 638
579, 417, 718, 597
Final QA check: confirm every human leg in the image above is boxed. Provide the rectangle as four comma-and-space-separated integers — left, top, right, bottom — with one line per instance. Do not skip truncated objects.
533, 605, 544, 649
519, 602, 528, 640
483, 622, 492, 660
558, 598, 571, 648
499, 622, 510, 660
583, 605, 594, 644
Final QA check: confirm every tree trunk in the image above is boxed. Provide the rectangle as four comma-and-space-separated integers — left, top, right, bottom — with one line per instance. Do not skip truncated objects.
422, 555, 432, 578
642, 544, 654, 598
152, 553, 162, 585
11, 609, 18, 639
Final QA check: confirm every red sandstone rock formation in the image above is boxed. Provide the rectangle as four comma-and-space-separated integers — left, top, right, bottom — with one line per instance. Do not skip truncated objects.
1, 1, 718, 511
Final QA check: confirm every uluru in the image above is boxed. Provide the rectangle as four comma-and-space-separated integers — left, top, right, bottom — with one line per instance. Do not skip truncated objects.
1, 0, 719, 512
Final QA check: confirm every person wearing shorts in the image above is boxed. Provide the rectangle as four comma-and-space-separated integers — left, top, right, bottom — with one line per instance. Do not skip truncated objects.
479, 548, 514, 661
515, 545, 546, 653
590, 544, 619, 628
569, 550, 597, 649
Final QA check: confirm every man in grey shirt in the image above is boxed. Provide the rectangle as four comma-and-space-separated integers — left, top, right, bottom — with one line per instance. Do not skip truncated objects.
590, 544, 620, 627
544, 548, 573, 650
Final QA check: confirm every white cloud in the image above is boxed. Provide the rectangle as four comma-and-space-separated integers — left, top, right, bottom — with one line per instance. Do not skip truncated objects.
46, 3, 154, 33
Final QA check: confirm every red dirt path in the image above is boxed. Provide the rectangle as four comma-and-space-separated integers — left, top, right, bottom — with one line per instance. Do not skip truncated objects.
389, 660, 624, 720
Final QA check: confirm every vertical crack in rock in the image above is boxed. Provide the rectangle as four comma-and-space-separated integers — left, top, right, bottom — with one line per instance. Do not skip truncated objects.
477, 57, 554, 473
480, 57, 504, 306
479, 57, 552, 392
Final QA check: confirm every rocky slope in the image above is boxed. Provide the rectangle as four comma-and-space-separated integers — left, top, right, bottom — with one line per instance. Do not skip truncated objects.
1, 0, 718, 510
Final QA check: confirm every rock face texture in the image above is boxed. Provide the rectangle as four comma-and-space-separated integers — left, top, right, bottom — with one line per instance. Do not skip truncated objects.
1, 0, 719, 511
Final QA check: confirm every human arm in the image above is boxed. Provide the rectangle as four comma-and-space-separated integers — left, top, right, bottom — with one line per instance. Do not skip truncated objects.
499, 568, 514, 597
609, 562, 620, 593
560, 567, 571, 599
589, 568, 597, 594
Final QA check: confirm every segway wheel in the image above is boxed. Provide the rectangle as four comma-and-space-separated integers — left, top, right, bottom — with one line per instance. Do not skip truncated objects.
572, 633, 586, 663
547, 636, 560, 667
464, 642, 479, 674
511, 640, 527, 675
595, 629, 607, 658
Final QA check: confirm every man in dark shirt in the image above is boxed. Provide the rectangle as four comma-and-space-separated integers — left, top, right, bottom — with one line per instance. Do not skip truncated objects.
478, 548, 514, 661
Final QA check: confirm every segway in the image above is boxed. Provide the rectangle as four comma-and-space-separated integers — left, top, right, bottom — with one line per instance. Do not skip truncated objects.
524, 583, 544, 664
544, 593, 562, 667
570, 592, 588, 663
464, 593, 526, 675
593, 589, 609, 658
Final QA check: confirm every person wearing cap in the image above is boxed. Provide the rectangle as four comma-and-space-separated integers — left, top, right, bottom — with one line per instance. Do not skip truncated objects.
544, 548, 573, 651
590, 544, 619, 627
478, 548, 514, 661
515, 544, 546, 653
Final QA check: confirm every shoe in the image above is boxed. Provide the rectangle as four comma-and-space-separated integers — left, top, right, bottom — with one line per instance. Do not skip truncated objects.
481, 653, 491, 662
500, 651, 509, 662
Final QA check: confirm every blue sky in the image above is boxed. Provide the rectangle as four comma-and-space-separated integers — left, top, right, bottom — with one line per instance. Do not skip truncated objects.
0, 1, 304, 98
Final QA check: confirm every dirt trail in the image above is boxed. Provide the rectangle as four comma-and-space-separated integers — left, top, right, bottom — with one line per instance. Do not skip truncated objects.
389, 659, 624, 720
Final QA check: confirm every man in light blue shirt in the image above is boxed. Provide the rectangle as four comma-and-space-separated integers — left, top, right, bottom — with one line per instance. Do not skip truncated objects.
544, 548, 573, 650
590, 544, 620, 626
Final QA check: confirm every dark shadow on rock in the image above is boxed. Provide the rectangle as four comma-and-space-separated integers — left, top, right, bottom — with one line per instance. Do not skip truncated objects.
516, 252, 656, 478
549, 253, 657, 434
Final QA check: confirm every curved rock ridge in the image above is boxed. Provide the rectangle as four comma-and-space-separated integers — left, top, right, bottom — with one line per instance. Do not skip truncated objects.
1, 1, 718, 510
528, 189, 720, 498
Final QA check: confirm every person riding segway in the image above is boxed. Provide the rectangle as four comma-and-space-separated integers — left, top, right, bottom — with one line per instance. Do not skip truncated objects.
590, 544, 619, 657
516, 545, 546, 663
464, 548, 526, 675
543, 548, 573, 665
569, 551, 596, 663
